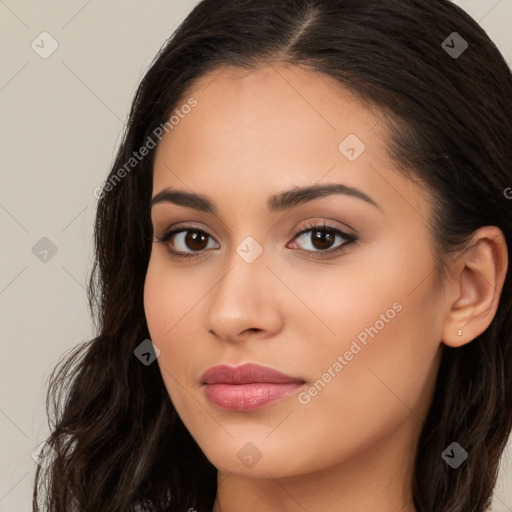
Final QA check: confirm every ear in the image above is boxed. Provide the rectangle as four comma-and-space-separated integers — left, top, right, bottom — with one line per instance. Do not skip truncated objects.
441, 226, 508, 348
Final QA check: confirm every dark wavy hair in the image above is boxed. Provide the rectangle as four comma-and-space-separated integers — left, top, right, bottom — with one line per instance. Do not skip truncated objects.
33, 0, 512, 511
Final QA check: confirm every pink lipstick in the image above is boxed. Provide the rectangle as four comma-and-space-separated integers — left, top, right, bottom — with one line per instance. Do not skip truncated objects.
201, 363, 306, 411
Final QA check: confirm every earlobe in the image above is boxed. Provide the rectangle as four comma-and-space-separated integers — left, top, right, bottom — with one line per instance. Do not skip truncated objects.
441, 226, 508, 348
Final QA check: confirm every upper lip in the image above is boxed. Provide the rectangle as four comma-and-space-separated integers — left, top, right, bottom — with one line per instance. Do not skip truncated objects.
200, 363, 306, 385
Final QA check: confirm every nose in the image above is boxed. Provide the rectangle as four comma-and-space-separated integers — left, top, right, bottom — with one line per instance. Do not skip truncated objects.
203, 249, 284, 343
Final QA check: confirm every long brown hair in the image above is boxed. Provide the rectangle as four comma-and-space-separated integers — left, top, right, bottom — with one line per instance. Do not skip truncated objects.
34, 1, 512, 511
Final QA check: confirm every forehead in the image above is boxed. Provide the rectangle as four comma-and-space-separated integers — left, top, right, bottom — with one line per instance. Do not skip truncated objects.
163, 62, 384, 153
152, 62, 432, 225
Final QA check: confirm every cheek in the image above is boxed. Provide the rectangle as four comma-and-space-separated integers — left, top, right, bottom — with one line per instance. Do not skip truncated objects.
143, 254, 200, 342
295, 238, 442, 418
144, 258, 185, 374
288, 290, 441, 473
143, 255, 207, 400
331, 299, 438, 397
143, 260, 170, 342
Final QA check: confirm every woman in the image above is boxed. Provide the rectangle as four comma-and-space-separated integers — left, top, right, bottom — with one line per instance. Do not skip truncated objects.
33, 0, 512, 511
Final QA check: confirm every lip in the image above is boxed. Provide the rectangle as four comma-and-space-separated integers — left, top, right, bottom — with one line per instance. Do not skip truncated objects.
201, 363, 306, 412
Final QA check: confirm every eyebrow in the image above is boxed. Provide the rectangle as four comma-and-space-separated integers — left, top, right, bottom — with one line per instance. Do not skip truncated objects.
150, 183, 381, 213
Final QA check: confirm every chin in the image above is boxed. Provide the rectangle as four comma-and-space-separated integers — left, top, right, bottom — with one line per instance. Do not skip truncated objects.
198, 436, 309, 478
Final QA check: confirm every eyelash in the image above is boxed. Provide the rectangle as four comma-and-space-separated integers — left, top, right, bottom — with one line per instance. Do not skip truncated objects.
154, 220, 358, 260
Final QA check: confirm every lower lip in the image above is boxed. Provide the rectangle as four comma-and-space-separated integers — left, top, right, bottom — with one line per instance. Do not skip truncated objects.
203, 382, 304, 411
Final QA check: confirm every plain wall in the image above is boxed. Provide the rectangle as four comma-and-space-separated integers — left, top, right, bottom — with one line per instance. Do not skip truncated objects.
1, 1, 511, 510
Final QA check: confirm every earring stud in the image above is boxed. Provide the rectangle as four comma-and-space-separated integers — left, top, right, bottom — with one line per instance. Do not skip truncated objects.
457, 329, 462, 336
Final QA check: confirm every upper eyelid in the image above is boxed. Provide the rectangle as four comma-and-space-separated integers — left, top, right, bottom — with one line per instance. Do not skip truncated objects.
156, 222, 219, 240
154, 215, 355, 235
156, 220, 350, 234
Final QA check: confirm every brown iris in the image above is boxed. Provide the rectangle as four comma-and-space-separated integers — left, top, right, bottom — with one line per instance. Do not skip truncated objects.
184, 230, 209, 251
310, 229, 335, 250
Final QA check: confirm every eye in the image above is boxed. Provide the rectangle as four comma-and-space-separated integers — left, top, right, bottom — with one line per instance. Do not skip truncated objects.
287, 221, 357, 258
154, 221, 357, 259
155, 225, 219, 258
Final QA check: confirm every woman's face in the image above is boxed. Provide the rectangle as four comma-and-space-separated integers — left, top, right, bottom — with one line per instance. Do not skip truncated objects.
144, 63, 445, 482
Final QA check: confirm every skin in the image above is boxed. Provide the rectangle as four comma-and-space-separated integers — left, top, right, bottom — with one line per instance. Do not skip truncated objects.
143, 62, 508, 512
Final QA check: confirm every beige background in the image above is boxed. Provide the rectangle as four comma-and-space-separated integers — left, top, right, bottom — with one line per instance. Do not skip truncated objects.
1, 1, 511, 510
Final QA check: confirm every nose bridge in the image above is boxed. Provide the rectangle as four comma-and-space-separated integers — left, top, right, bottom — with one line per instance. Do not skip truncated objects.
204, 236, 282, 339
211, 239, 268, 309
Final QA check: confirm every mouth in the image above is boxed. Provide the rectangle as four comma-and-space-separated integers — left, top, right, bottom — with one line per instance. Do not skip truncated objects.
200, 363, 306, 412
